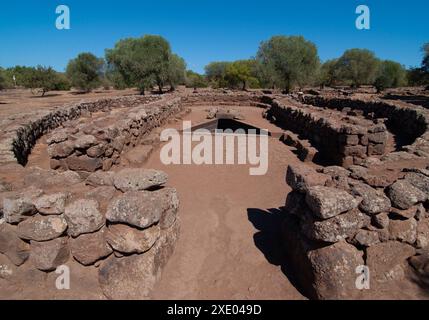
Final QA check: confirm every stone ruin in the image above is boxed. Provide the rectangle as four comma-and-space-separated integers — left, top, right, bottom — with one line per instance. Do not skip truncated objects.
1, 89, 429, 299
0, 94, 184, 298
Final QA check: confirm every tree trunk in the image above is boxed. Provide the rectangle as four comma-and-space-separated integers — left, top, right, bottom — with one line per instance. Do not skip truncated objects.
158, 84, 163, 94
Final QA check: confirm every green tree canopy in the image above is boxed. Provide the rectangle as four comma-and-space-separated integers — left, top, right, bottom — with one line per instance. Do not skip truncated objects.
23, 66, 71, 96
336, 49, 379, 87
0, 68, 6, 90
256, 35, 320, 92
167, 54, 186, 90
374, 60, 407, 92
224, 60, 259, 90
66, 53, 104, 92
106, 35, 176, 94
204, 61, 231, 88
185, 70, 207, 91
317, 59, 341, 87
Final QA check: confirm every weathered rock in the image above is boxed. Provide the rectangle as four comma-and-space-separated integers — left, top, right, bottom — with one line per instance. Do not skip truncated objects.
123, 145, 153, 165
302, 209, 368, 243
417, 218, 429, 249
106, 223, 160, 254
350, 182, 391, 215
30, 237, 70, 271
64, 199, 104, 237
70, 227, 112, 266
85, 171, 115, 187
307, 241, 364, 299
388, 218, 417, 244
348, 165, 368, 180
65, 155, 102, 172
389, 207, 417, 219
74, 135, 97, 149
17, 214, 67, 241
106, 188, 174, 229
2, 187, 43, 224
284, 191, 306, 216
353, 229, 380, 247
159, 187, 179, 229
98, 220, 179, 299
415, 204, 428, 221
320, 166, 350, 178
0, 223, 30, 266
373, 212, 390, 229
113, 168, 168, 192
0, 253, 17, 280
34, 192, 69, 215
404, 172, 429, 196
366, 241, 415, 282
86, 186, 117, 209
86, 144, 105, 158
305, 186, 359, 219
286, 164, 330, 193
47, 141, 74, 158
386, 180, 427, 210
46, 131, 68, 145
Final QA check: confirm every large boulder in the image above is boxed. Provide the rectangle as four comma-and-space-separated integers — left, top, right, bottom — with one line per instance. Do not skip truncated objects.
30, 237, 70, 271
388, 218, 417, 244
386, 180, 427, 210
64, 199, 104, 237
65, 155, 103, 172
17, 214, 67, 241
98, 220, 180, 299
34, 192, 69, 215
85, 171, 115, 187
70, 227, 112, 266
106, 223, 160, 254
305, 186, 359, 219
286, 164, 329, 193
74, 135, 97, 150
113, 169, 168, 192
0, 223, 30, 266
350, 182, 391, 215
307, 241, 364, 300
404, 172, 429, 196
301, 208, 369, 243
2, 187, 43, 224
106, 188, 176, 229
366, 241, 415, 283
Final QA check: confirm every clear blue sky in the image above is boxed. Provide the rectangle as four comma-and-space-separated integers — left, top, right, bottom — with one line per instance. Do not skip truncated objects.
0, 0, 428, 73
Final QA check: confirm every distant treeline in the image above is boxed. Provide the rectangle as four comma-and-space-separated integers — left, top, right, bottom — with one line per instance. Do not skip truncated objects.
0, 35, 428, 95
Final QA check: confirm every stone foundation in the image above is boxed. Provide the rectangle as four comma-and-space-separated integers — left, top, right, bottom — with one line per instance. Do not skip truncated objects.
0, 94, 183, 299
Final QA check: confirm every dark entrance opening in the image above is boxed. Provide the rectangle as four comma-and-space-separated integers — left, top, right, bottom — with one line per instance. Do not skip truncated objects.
190, 119, 271, 136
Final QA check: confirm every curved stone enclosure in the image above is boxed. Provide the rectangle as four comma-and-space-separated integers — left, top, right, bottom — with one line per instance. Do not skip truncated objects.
0, 94, 183, 299
1, 91, 429, 299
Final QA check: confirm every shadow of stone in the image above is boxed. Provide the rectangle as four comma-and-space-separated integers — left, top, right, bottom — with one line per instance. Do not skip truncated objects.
247, 207, 308, 298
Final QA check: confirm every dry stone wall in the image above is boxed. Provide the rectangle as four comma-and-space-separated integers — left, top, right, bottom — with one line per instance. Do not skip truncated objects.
266, 97, 388, 166
46, 96, 182, 174
0, 94, 183, 299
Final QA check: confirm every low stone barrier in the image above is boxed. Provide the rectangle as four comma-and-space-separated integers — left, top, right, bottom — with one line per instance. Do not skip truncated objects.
267, 98, 388, 166
46, 96, 182, 174
282, 163, 429, 299
0, 94, 183, 299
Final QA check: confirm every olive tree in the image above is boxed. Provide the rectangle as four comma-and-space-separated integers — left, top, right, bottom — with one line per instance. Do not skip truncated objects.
167, 54, 186, 91
66, 53, 104, 92
106, 35, 173, 94
256, 35, 320, 92
204, 61, 230, 88
336, 49, 379, 87
374, 60, 407, 92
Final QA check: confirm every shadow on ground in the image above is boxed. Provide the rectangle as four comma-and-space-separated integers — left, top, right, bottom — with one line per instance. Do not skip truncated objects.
383, 94, 429, 109
247, 207, 307, 297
